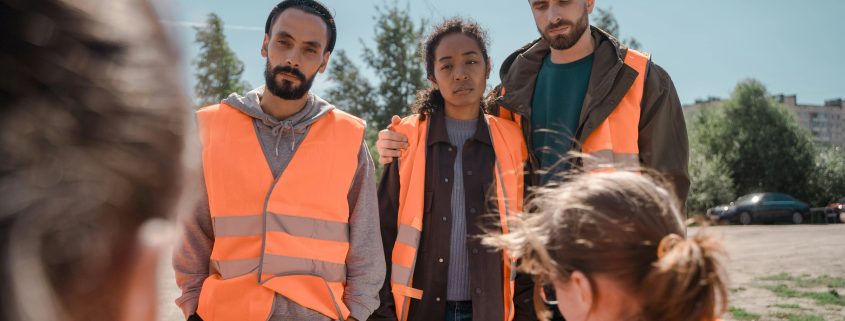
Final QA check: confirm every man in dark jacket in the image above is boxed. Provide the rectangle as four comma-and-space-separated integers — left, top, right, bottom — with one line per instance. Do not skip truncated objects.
376, 0, 689, 320
377, 0, 689, 201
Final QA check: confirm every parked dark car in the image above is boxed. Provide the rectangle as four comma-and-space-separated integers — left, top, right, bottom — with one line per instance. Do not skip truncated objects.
708, 193, 810, 225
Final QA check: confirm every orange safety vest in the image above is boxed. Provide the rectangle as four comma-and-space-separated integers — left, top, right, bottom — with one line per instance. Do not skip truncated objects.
195, 103, 365, 321
389, 113, 526, 321
498, 49, 650, 172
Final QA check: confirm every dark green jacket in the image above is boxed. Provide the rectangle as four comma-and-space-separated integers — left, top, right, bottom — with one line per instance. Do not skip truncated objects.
492, 27, 690, 203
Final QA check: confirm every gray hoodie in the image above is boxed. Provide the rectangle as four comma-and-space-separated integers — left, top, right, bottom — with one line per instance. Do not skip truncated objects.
173, 86, 384, 321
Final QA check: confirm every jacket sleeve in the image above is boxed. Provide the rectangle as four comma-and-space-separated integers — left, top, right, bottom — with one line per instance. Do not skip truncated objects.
173, 175, 214, 318
344, 141, 387, 321
513, 272, 539, 321
638, 62, 690, 206
513, 134, 537, 321
367, 161, 401, 321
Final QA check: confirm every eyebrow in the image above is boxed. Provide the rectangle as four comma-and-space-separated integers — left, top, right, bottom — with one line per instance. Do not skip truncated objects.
438, 51, 481, 62
275, 31, 323, 48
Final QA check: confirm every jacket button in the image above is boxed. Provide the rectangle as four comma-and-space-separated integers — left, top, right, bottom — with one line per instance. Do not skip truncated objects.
442, 216, 448, 222
469, 207, 477, 214
466, 170, 473, 176
444, 178, 449, 183
475, 288, 482, 294
448, 147, 454, 152
438, 258, 444, 263
472, 248, 479, 254
436, 297, 441, 302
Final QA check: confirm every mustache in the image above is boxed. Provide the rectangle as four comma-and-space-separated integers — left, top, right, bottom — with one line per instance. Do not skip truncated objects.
270, 65, 307, 82
545, 19, 574, 33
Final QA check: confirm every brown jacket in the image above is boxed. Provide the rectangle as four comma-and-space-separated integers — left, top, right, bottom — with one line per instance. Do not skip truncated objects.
370, 111, 536, 321
492, 27, 690, 202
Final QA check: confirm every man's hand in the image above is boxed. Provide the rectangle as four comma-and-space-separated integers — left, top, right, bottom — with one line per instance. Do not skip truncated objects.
376, 115, 409, 165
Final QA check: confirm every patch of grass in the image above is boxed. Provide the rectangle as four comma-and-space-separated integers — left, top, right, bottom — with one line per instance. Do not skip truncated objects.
761, 273, 845, 288
766, 284, 845, 306
769, 311, 825, 321
730, 307, 762, 321
773, 303, 802, 309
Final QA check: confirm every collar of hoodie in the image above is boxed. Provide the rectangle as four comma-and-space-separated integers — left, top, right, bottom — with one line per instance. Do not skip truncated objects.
222, 86, 334, 157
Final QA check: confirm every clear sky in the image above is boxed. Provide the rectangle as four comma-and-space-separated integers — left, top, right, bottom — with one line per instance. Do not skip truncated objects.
155, 0, 845, 105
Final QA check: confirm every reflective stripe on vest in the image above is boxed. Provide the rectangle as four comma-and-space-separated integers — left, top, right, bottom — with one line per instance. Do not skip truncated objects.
390, 113, 526, 321
195, 103, 364, 321
581, 48, 650, 171
497, 49, 650, 173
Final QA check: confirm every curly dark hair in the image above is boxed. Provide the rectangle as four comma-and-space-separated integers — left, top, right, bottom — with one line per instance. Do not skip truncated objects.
411, 18, 491, 119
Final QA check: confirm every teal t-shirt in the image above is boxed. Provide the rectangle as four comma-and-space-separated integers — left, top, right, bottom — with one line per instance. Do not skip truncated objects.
530, 53, 594, 184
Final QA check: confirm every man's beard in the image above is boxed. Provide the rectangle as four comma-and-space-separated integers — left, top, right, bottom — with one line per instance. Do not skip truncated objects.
539, 8, 590, 50
264, 61, 316, 100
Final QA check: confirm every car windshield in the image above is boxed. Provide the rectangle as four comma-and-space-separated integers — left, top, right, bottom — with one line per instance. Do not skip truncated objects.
736, 194, 762, 204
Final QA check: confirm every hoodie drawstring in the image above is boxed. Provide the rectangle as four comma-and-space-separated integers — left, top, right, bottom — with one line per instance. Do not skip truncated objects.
270, 120, 296, 156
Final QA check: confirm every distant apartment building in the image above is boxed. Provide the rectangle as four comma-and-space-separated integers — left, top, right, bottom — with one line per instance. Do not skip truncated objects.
683, 95, 845, 149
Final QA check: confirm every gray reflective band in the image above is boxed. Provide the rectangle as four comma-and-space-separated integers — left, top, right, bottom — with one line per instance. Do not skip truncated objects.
212, 257, 260, 279
391, 264, 413, 285
213, 254, 347, 282
396, 224, 421, 247
582, 150, 640, 171
213, 212, 349, 242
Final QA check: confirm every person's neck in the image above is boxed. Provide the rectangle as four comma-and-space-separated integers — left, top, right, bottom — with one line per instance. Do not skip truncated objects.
444, 103, 480, 120
260, 91, 309, 121
549, 27, 595, 64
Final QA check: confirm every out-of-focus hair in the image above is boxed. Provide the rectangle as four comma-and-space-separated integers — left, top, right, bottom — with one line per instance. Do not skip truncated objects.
0, 0, 193, 320
484, 171, 728, 321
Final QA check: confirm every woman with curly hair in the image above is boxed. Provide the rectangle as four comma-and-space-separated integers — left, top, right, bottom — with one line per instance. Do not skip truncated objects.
370, 18, 534, 321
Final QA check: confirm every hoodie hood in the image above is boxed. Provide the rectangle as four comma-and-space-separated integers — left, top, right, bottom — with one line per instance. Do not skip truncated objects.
222, 85, 334, 156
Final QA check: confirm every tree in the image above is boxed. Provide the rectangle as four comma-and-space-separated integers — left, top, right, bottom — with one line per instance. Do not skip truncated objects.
808, 146, 845, 206
592, 7, 641, 50
690, 80, 817, 205
686, 109, 737, 213
326, 2, 426, 131
193, 13, 250, 107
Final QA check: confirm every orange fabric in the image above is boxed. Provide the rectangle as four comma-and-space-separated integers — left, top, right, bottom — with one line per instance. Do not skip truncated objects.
196, 103, 364, 321
581, 49, 650, 160
390, 113, 526, 321
494, 49, 649, 172
264, 232, 349, 264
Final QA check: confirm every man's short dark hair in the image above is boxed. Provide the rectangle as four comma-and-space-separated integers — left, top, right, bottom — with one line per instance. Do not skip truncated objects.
265, 0, 337, 53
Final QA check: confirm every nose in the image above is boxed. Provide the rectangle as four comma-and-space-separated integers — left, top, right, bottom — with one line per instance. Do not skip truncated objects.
547, 4, 562, 24
454, 66, 470, 81
284, 51, 300, 68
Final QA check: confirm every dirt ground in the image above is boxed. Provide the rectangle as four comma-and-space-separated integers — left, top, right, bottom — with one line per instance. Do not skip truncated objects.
156, 224, 845, 321
691, 224, 845, 321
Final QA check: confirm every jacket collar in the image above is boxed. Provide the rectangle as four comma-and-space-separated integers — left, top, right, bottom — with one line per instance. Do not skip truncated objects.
426, 109, 493, 147
497, 27, 632, 118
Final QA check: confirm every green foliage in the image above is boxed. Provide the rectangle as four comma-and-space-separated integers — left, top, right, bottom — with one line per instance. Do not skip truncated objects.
592, 7, 641, 50
687, 132, 737, 213
326, 51, 378, 122
766, 284, 845, 306
193, 13, 250, 107
326, 1, 426, 131
808, 146, 845, 206
768, 312, 826, 321
761, 273, 845, 288
687, 80, 817, 208
729, 307, 762, 321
